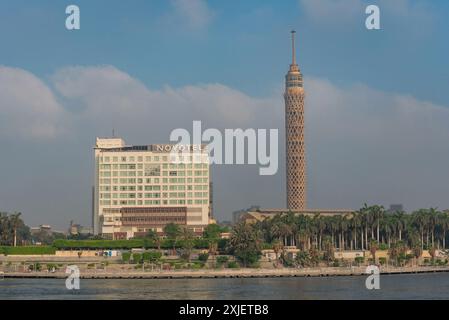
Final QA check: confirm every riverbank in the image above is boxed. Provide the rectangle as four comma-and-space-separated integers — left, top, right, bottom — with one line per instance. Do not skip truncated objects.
3, 265, 449, 279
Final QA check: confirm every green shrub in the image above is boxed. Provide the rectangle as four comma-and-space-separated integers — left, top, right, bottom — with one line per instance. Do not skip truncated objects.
216, 256, 229, 264
174, 263, 182, 270
354, 257, 365, 264
122, 252, 131, 263
46, 263, 58, 271
379, 257, 387, 265
191, 263, 203, 269
143, 251, 162, 262
132, 253, 142, 264
198, 253, 209, 262
227, 261, 239, 269
28, 263, 42, 271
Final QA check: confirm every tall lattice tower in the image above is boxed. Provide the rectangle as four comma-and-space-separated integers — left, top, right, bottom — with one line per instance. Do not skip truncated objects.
284, 30, 306, 210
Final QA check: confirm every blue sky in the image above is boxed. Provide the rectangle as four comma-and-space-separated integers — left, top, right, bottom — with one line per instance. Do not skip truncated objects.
0, 0, 448, 229
1, 0, 448, 103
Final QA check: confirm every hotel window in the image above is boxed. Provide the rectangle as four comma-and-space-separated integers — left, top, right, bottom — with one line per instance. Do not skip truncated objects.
113, 157, 118, 162
144, 164, 160, 176
162, 156, 168, 161
129, 157, 135, 162
154, 156, 159, 161
145, 156, 151, 162
138, 156, 143, 162
121, 157, 127, 162
169, 171, 177, 176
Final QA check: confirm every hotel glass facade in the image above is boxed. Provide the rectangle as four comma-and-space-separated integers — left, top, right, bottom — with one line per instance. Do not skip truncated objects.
93, 138, 211, 239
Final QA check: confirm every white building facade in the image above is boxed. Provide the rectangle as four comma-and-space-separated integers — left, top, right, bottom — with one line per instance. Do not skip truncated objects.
93, 138, 211, 239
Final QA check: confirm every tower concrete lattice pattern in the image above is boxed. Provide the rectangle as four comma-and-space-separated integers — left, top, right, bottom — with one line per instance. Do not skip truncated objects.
284, 30, 306, 210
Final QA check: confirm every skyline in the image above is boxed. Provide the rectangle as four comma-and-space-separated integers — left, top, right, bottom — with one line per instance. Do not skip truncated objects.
1, 0, 449, 229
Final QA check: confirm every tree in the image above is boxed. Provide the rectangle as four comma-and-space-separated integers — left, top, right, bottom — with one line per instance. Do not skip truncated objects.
228, 222, 261, 267
370, 240, 379, 263
146, 229, 161, 250
180, 227, 195, 262
203, 224, 222, 239
164, 223, 181, 254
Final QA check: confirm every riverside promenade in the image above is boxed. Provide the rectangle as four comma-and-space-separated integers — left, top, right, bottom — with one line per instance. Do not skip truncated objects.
3, 266, 449, 279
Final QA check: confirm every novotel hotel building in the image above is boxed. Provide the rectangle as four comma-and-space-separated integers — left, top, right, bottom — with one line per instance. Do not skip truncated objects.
93, 137, 212, 239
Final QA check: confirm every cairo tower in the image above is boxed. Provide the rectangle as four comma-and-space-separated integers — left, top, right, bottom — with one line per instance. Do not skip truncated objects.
284, 30, 306, 210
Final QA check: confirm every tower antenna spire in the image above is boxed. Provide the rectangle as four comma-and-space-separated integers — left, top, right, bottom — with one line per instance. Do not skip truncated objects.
291, 30, 296, 65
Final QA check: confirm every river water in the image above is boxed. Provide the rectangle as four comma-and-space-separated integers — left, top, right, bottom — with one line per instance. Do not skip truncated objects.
1, 273, 449, 299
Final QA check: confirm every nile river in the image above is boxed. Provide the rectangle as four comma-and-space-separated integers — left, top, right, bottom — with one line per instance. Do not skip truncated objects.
1, 273, 449, 299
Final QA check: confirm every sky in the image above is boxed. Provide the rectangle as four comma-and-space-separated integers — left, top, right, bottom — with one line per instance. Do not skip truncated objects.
0, 0, 448, 229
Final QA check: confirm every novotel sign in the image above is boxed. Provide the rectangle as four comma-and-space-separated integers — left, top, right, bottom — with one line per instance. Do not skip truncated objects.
150, 144, 207, 153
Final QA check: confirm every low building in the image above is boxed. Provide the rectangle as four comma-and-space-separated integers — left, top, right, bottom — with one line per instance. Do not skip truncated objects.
30, 225, 53, 236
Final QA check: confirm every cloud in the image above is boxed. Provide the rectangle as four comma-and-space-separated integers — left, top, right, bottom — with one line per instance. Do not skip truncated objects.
299, 0, 363, 25
0, 66, 65, 140
170, 0, 214, 29
1, 64, 449, 228
306, 77, 449, 210
299, 0, 434, 31
50, 65, 276, 136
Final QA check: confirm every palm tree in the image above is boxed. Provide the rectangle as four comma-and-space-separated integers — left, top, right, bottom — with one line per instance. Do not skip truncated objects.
180, 227, 195, 262
438, 211, 449, 249
370, 240, 379, 264
9, 212, 22, 247
163, 223, 181, 254
393, 210, 406, 242
428, 208, 440, 248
